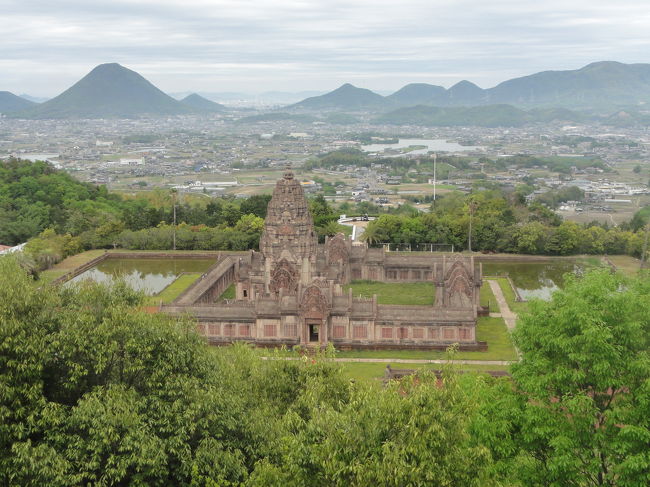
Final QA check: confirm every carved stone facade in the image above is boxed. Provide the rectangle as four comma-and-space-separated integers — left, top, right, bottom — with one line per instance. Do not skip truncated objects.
163, 170, 485, 350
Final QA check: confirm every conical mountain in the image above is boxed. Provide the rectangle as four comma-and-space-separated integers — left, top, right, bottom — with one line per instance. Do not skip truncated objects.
17, 63, 194, 118
387, 83, 446, 106
447, 80, 485, 104
0, 91, 36, 114
289, 83, 389, 111
180, 93, 226, 112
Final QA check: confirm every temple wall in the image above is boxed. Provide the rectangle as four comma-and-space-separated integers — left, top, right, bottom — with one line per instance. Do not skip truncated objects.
174, 257, 237, 305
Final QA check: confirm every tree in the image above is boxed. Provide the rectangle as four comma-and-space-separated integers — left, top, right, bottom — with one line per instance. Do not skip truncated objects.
248, 369, 494, 486
511, 270, 650, 486
0, 257, 253, 485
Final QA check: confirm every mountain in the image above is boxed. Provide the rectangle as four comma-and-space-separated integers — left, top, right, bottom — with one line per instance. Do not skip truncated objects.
0, 92, 36, 114
386, 83, 446, 106
180, 93, 226, 112
447, 80, 485, 104
484, 61, 650, 108
374, 104, 583, 127
383, 61, 650, 110
16, 63, 194, 118
289, 83, 388, 111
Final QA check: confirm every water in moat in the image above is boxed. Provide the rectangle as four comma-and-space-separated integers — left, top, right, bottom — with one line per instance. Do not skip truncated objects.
68, 258, 215, 295
482, 259, 599, 301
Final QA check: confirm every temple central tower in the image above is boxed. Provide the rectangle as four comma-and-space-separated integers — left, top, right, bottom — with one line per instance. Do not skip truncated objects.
259, 169, 318, 266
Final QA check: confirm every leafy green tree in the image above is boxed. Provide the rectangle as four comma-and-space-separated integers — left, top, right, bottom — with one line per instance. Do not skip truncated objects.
511, 270, 650, 486
0, 257, 254, 485
240, 194, 272, 219
249, 369, 494, 487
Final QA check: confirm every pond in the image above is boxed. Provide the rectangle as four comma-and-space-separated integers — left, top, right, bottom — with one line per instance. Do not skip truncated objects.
482, 260, 599, 301
360, 138, 482, 155
68, 258, 215, 295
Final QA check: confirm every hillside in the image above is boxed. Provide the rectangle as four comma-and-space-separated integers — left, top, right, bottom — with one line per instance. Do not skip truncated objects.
16, 63, 194, 119
180, 93, 226, 112
374, 104, 583, 127
386, 83, 446, 106
0, 91, 36, 114
289, 83, 388, 111
290, 61, 650, 112
484, 61, 650, 108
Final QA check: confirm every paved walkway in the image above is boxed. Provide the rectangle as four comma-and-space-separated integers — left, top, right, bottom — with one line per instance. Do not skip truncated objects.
262, 357, 514, 366
488, 279, 518, 331
487, 278, 521, 358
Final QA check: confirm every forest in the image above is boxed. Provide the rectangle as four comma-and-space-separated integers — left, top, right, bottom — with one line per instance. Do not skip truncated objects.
1, 257, 649, 486
2, 158, 648, 274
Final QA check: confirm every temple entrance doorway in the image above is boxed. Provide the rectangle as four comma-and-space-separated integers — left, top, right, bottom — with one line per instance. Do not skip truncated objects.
308, 323, 320, 343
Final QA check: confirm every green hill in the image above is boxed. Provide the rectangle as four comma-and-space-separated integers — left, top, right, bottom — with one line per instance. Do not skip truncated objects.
16, 63, 194, 119
381, 61, 650, 110
386, 83, 446, 106
0, 91, 36, 114
485, 61, 650, 108
289, 83, 389, 111
374, 104, 583, 127
180, 93, 226, 112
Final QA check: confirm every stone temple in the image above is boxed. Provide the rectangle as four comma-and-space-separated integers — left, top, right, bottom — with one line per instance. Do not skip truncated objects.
164, 170, 486, 350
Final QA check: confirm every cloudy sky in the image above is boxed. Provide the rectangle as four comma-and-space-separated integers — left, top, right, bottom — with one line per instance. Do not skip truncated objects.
2, 0, 650, 96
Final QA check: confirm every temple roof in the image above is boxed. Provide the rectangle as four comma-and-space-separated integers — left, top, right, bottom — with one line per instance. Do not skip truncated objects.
259, 171, 318, 263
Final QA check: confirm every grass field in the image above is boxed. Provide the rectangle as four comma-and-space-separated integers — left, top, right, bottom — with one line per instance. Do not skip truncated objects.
39, 250, 106, 285
218, 283, 236, 300
339, 362, 510, 382
344, 280, 434, 305
480, 279, 499, 312
608, 255, 644, 276
145, 273, 202, 305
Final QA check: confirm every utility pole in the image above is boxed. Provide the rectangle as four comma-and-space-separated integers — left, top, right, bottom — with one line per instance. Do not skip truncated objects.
172, 190, 177, 251
641, 222, 650, 271
432, 153, 437, 207
468, 199, 477, 253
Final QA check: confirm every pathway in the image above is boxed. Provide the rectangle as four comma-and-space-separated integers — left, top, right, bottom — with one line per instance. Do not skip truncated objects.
488, 279, 518, 331
487, 278, 521, 358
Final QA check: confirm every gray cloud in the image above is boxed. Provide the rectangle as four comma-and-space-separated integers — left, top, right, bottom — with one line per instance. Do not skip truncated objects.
1, 0, 649, 95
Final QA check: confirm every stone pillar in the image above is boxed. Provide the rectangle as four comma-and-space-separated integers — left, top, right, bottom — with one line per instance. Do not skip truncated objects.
321, 317, 328, 347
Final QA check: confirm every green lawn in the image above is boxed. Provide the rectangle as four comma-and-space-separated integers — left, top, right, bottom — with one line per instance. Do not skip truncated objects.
218, 283, 236, 300
608, 255, 643, 276
480, 279, 499, 312
145, 273, 202, 305
39, 250, 106, 285
339, 362, 510, 382
344, 280, 434, 305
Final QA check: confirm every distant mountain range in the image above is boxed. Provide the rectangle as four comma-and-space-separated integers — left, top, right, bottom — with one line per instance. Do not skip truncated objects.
3, 60, 650, 119
0, 92, 36, 114
13, 63, 199, 119
290, 61, 650, 112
